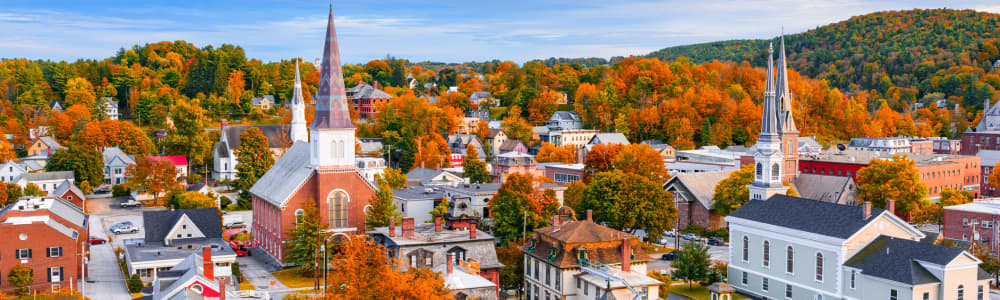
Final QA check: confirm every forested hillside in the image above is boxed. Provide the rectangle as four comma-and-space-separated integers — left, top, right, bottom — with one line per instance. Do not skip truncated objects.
646, 9, 1000, 113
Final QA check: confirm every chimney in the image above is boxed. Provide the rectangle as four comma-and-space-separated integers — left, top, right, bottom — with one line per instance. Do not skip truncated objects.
886, 199, 895, 215
219, 277, 226, 300
421, 160, 425, 169
863, 201, 872, 219
373, 81, 379, 90
552, 215, 560, 228
446, 253, 454, 274
586, 209, 593, 222
401, 217, 415, 238
202, 246, 214, 280
389, 217, 395, 237
470, 223, 477, 240
621, 237, 631, 272
434, 216, 442, 232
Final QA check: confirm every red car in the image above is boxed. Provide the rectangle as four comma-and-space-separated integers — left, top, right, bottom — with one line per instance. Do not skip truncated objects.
89, 236, 107, 245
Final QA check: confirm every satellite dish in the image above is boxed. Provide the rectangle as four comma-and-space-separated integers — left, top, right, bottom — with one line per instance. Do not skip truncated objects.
837, 144, 846, 151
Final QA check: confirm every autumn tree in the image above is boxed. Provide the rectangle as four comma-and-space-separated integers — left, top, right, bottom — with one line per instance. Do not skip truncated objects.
501, 106, 534, 145
46, 146, 104, 190
856, 154, 929, 217
576, 170, 676, 240
23, 183, 44, 197
497, 239, 525, 295
437, 92, 472, 111
939, 187, 973, 207
412, 134, 450, 170
381, 168, 408, 189
487, 173, 560, 243
535, 142, 575, 164
126, 156, 180, 205
8, 263, 32, 296
583, 143, 623, 181
285, 200, 321, 273
0, 183, 7, 206
365, 176, 401, 228
234, 127, 275, 196
164, 98, 211, 177
5, 183, 22, 205
63, 77, 97, 108
324, 237, 449, 299
711, 165, 754, 216
462, 143, 491, 184
0, 139, 15, 162
989, 162, 1000, 193
169, 191, 217, 209
227, 69, 246, 104
613, 144, 670, 184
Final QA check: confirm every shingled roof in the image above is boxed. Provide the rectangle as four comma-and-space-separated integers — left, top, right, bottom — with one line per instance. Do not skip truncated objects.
248, 142, 313, 206
728, 194, 885, 239
664, 170, 735, 209
523, 219, 652, 268
221, 125, 290, 149
143, 208, 222, 243
845, 236, 979, 284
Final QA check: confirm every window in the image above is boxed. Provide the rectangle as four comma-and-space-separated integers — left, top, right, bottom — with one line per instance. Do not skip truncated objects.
525, 258, 531, 276
534, 260, 539, 279
742, 236, 749, 262
890, 289, 898, 300
48, 267, 62, 282
46, 247, 62, 257
545, 265, 550, 285
978, 285, 984, 300
850, 270, 855, 289
785, 284, 792, 298
958, 284, 965, 300
295, 209, 304, 223
328, 191, 349, 228
555, 270, 561, 290
815, 253, 823, 281
923, 292, 929, 300
771, 164, 780, 181
762, 277, 769, 291
584, 282, 589, 295
16, 248, 31, 259
763, 241, 770, 267
756, 163, 762, 179
741, 271, 748, 285
137, 268, 151, 277
786, 246, 794, 273
576, 278, 581, 289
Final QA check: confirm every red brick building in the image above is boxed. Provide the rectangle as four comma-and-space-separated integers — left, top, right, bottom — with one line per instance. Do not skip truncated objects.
540, 163, 584, 185
933, 139, 962, 155
980, 150, 1000, 196
961, 131, 1000, 155
799, 150, 980, 199
248, 7, 376, 266
663, 170, 735, 230
942, 200, 1000, 256
0, 197, 88, 294
346, 82, 391, 121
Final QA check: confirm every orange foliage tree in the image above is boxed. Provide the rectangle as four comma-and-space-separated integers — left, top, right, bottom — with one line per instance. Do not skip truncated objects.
613, 144, 671, 184
583, 143, 623, 181
323, 236, 449, 299
535, 142, 575, 164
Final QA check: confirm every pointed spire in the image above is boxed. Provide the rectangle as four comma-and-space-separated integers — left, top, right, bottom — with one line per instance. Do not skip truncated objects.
290, 60, 308, 142
293, 61, 303, 105
312, 3, 354, 129
776, 34, 797, 133
760, 43, 779, 139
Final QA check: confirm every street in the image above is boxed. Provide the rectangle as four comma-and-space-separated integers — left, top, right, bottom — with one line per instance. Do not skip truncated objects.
84, 214, 133, 300
647, 237, 730, 273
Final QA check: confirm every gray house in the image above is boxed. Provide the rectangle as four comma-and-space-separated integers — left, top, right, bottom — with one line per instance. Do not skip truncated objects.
103, 147, 135, 186
727, 195, 991, 300
124, 208, 236, 284
547, 111, 582, 131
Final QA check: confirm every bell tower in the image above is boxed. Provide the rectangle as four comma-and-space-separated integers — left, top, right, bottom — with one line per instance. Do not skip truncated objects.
748, 43, 787, 201
310, 5, 356, 168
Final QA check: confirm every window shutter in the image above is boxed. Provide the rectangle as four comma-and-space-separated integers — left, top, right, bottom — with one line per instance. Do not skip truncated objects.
47, 268, 52, 282
58, 247, 62, 257
46, 248, 51, 257
60, 267, 64, 282
28, 249, 32, 258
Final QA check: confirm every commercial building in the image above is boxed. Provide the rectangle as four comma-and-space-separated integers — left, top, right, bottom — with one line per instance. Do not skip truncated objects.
0, 196, 88, 294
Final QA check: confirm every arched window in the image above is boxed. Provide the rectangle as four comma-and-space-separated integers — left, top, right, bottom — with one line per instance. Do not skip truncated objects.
448, 246, 467, 264
815, 253, 824, 281
742, 236, 749, 262
328, 191, 349, 228
295, 209, 304, 223
756, 163, 762, 179
786, 246, 794, 273
771, 163, 780, 181
958, 284, 964, 300
762, 241, 770, 267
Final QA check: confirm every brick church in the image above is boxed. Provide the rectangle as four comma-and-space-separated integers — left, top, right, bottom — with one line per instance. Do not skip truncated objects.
249, 6, 376, 266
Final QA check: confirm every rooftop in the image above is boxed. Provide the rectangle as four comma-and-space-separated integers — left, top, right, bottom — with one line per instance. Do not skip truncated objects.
370, 223, 495, 246
845, 236, 979, 284
125, 238, 235, 263
801, 149, 974, 166
943, 199, 1000, 215
727, 194, 888, 239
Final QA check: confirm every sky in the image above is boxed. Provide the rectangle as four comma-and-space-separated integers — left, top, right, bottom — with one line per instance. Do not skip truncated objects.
2, 0, 1000, 64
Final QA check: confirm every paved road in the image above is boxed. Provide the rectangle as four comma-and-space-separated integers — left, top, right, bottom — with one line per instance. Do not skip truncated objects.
84, 215, 132, 300
648, 238, 729, 273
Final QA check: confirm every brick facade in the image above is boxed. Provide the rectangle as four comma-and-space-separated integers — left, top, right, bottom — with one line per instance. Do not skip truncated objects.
961, 131, 1000, 155
0, 203, 87, 294
942, 208, 999, 256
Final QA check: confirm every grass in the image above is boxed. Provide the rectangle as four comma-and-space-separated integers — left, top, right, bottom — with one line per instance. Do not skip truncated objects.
670, 283, 747, 300
639, 241, 673, 254
272, 269, 318, 289
239, 280, 256, 291
131, 292, 145, 298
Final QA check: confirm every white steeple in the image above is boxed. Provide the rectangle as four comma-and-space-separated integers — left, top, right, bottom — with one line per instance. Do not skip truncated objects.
748, 43, 787, 201
291, 61, 308, 143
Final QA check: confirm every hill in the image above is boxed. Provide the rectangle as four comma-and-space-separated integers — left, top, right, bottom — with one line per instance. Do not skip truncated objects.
645, 9, 1000, 112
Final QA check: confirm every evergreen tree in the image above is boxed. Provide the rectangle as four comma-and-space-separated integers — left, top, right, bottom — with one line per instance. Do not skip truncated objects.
672, 241, 711, 288
462, 144, 491, 184
285, 200, 322, 273
365, 177, 401, 228
46, 146, 104, 189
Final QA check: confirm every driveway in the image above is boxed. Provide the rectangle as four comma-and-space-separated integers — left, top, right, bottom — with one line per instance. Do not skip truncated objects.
85, 215, 132, 300
237, 250, 289, 299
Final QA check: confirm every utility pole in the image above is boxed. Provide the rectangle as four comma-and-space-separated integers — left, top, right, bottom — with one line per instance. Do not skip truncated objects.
80, 241, 87, 297
386, 144, 392, 169
323, 238, 329, 296
522, 212, 528, 239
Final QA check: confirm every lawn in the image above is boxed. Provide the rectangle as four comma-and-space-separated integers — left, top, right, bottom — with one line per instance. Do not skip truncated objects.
238, 280, 256, 291
272, 269, 319, 289
670, 283, 746, 300
639, 241, 673, 254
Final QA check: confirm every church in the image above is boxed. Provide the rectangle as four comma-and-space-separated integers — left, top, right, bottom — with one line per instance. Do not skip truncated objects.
249, 6, 376, 266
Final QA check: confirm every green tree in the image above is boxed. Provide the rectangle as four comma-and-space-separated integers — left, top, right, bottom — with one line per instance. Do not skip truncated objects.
8, 262, 33, 296
496, 240, 525, 296
165, 98, 210, 176
23, 183, 43, 197
128, 274, 144, 293
46, 146, 104, 189
285, 199, 322, 273
365, 177, 401, 228
429, 196, 450, 218
672, 241, 711, 288
487, 173, 559, 243
462, 144, 491, 184
712, 164, 754, 216
856, 154, 928, 216
576, 170, 676, 240
235, 127, 275, 207
170, 191, 217, 209
939, 187, 973, 207
501, 106, 534, 145
381, 168, 408, 189
6, 183, 22, 205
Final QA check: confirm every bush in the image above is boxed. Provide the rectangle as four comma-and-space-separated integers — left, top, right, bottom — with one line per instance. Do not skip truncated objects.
128, 274, 144, 293
683, 224, 705, 236
112, 185, 131, 197
232, 262, 243, 283
704, 229, 729, 240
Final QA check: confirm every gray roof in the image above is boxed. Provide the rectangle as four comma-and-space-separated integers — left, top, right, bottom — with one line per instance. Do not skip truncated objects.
846, 236, 970, 284
38, 136, 65, 150
347, 84, 392, 100
369, 222, 502, 269
447, 134, 485, 160
469, 91, 492, 100
248, 142, 313, 206
0, 197, 87, 234
221, 125, 290, 149
550, 111, 580, 122
798, 136, 822, 148
663, 170, 735, 209
251, 95, 275, 106
23, 171, 74, 182
728, 194, 884, 239
438, 183, 503, 196
143, 208, 222, 243
793, 174, 857, 205
126, 238, 234, 264
103, 147, 136, 165
589, 133, 630, 145
53, 180, 85, 201
406, 168, 449, 184
393, 187, 446, 201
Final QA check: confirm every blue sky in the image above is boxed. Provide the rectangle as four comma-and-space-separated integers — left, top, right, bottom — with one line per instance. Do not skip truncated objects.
2, 0, 999, 64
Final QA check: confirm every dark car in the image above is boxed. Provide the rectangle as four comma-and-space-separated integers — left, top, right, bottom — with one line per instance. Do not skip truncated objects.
89, 236, 107, 245
661, 252, 676, 260
707, 237, 726, 246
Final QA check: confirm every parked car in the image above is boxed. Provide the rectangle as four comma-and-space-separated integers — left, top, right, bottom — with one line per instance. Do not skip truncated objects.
661, 252, 676, 260
120, 199, 142, 208
223, 214, 246, 229
664, 231, 676, 237
88, 236, 107, 245
707, 237, 726, 246
111, 221, 139, 235
93, 187, 111, 194
682, 233, 699, 241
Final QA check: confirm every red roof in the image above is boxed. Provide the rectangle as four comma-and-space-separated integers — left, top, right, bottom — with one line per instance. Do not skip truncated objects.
149, 155, 188, 166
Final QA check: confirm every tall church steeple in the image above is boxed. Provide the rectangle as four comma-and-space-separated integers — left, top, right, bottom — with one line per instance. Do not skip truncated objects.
310, 4, 356, 168
290, 61, 308, 143
748, 43, 787, 201
776, 34, 800, 183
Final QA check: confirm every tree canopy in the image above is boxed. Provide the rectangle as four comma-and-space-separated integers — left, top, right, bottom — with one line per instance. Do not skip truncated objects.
856, 154, 928, 217
575, 170, 676, 240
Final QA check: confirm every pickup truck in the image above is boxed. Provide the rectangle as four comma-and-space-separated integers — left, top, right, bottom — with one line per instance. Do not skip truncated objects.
120, 199, 142, 208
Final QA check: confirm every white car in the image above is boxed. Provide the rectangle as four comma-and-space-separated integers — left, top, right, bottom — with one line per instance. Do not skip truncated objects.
111, 222, 139, 235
